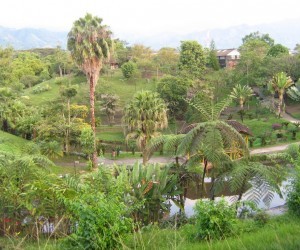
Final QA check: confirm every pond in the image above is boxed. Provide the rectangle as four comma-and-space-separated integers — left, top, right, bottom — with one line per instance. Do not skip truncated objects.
170, 177, 290, 217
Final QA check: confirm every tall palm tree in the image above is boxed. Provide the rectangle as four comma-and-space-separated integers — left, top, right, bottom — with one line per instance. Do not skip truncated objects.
230, 84, 253, 110
67, 13, 113, 168
268, 72, 293, 117
123, 91, 168, 165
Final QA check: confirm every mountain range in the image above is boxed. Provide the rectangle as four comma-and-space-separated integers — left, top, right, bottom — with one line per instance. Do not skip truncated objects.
0, 18, 299, 50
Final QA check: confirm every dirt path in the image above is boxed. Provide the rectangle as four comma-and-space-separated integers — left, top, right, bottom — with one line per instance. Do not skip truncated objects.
98, 142, 296, 165
281, 112, 300, 123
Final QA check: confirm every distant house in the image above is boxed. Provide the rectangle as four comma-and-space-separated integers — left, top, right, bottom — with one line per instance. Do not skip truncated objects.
216, 49, 240, 68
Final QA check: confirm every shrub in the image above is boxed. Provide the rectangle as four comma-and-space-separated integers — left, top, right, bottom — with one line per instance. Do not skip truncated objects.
286, 143, 300, 159
272, 123, 282, 130
193, 198, 237, 240
287, 166, 300, 216
253, 211, 270, 226
121, 61, 137, 79
63, 193, 132, 249
54, 76, 69, 85
31, 84, 51, 94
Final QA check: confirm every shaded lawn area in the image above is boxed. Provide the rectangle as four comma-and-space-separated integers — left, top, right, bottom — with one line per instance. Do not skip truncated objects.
0, 131, 29, 154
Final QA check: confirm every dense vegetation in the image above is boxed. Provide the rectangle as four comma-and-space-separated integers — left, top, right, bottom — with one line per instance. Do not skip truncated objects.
1, 13, 300, 249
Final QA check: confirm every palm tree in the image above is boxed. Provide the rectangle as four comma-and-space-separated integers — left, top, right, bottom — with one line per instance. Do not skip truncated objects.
268, 72, 293, 117
67, 13, 113, 168
123, 91, 168, 165
230, 84, 253, 110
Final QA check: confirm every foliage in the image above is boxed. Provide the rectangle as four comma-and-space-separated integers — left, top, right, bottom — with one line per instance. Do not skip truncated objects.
121, 61, 137, 79
99, 93, 119, 125
268, 71, 294, 116
63, 192, 132, 250
153, 47, 179, 75
193, 199, 237, 240
242, 31, 275, 47
230, 84, 253, 109
118, 163, 180, 225
207, 40, 220, 70
39, 140, 63, 159
253, 211, 270, 226
286, 143, 300, 159
267, 44, 289, 57
287, 166, 300, 216
80, 127, 95, 158
31, 84, 51, 94
236, 39, 269, 86
178, 40, 205, 79
123, 90, 168, 164
156, 76, 189, 119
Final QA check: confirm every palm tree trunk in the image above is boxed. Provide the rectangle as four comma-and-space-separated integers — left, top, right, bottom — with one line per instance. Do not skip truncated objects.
278, 93, 283, 118
210, 175, 215, 200
89, 74, 98, 168
65, 98, 71, 154
240, 99, 244, 110
201, 159, 208, 197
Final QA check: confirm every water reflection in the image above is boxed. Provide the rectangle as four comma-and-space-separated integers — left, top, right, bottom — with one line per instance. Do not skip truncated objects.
170, 179, 290, 217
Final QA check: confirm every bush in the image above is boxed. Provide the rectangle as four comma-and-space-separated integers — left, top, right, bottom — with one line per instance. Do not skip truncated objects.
287, 166, 300, 216
63, 193, 132, 249
121, 61, 137, 79
193, 198, 237, 240
286, 143, 300, 159
31, 84, 51, 94
272, 123, 282, 130
253, 211, 270, 226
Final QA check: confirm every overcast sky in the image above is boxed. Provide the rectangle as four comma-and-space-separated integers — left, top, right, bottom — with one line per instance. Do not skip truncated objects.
1, 0, 299, 37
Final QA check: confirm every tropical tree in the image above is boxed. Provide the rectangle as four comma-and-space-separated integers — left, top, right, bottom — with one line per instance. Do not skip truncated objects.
67, 13, 113, 168
153, 47, 179, 75
268, 72, 294, 117
207, 40, 220, 71
178, 40, 205, 79
230, 84, 254, 110
156, 76, 189, 119
177, 94, 249, 198
267, 44, 289, 57
123, 90, 168, 164
242, 31, 275, 47
121, 61, 137, 80
99, 93, 119, 125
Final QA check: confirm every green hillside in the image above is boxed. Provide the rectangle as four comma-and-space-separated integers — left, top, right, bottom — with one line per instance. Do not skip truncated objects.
0, 131, 29, 154
23, 70, 156, 107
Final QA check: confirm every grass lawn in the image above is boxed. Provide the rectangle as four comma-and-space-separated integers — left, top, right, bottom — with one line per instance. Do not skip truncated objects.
124, 214, 300, 250
244, 117, 300, 148
98, 70, 156, 107
23, 70, 156, 107
0, 131, 29, 154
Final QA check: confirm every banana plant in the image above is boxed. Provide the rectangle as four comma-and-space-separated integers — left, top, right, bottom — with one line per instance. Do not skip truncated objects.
124, 162, 181, 224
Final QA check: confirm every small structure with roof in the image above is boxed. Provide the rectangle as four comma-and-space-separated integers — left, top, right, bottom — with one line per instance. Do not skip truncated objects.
216, 49, 240, 68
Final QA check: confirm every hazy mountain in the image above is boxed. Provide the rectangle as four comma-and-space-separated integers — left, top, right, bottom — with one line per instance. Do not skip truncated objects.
0, 18, 299, 50
124, 18, 300, 50
0, 27, 67, 49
